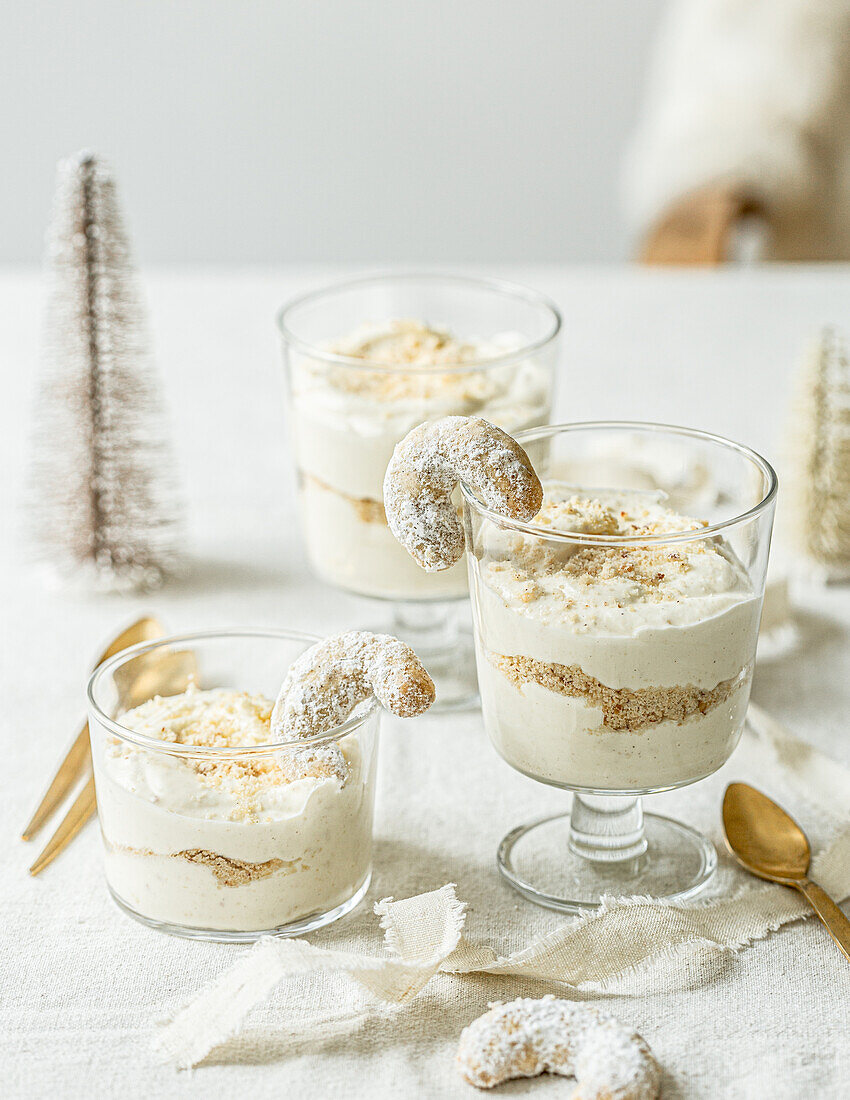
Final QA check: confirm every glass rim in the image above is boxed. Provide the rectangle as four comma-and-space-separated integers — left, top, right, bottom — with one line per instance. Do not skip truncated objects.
275, 270, 562, 373
459, 420, 778, 546
86, 628, 381, 758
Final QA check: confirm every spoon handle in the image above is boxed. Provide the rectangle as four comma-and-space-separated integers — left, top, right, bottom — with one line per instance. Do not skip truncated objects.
795, 879, 850, 963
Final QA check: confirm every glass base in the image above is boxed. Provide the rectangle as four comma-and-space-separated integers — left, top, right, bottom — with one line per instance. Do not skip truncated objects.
412, 626, 479, 712
376, 601, 479, 712
107, 873, 371, 942
498, 811, 716, 914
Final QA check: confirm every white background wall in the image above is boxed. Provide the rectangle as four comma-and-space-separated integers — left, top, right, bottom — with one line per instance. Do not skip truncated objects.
3, 0, 664, 264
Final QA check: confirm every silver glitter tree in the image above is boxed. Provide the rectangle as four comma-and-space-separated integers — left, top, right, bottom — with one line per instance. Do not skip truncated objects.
786, 327, 850, 580
28, 151, 182, 591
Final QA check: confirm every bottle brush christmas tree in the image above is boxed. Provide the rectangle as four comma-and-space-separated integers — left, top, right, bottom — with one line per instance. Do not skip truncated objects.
786, 327, 850, 580
28, 151, 182, 591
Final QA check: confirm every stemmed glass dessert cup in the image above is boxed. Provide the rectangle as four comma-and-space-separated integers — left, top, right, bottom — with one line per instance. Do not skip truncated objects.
461, 422, 777, 912
277, 273, 560, 710
87, 629, 380, 941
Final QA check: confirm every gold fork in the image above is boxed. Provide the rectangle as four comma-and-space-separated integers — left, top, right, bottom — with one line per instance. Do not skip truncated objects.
23, 616, 165, 875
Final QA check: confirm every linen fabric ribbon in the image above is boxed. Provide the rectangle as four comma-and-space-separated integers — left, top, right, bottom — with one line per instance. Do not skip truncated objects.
155, 704, 850, 1070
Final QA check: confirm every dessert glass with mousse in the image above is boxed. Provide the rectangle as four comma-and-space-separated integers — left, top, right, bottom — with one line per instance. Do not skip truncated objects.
462, 422, 777, 911
277, 273, 560, 708
87, 630, 380, 941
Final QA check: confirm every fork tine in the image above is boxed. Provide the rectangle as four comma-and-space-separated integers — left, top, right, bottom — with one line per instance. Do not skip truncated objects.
29, 775, 97, 876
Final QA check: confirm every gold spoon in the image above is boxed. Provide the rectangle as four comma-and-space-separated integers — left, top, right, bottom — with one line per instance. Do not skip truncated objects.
25, 617, 198, 875
723, 782, 850, 962
22, 616, 165, 844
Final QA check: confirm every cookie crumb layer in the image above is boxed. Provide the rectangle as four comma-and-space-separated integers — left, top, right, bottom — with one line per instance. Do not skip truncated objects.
491, 652, 737, 731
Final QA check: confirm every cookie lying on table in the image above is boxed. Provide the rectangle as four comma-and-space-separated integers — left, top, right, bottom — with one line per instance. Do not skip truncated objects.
457, 996, 661, 1098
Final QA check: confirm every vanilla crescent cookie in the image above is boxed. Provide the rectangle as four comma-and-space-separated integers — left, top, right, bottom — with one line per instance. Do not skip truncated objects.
456, 996, 661, 1098
272, 630, 436, 739
383, 415, 543, 572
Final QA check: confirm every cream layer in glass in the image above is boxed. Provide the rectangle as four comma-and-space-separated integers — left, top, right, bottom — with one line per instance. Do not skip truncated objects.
470, 487, 761, 791
291, 320, 551, 599
93, 687, 376, 932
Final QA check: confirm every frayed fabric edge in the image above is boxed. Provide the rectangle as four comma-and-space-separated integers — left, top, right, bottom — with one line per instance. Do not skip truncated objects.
151, 707, 850, 1069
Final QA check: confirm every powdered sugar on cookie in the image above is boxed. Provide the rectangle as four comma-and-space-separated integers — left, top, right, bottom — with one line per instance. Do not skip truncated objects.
456, 996, 660, 1097
383, 416, 543, 571
272, 630, 436, 739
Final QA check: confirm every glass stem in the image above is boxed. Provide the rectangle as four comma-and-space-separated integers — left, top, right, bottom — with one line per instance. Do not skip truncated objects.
389, 600, 457, 655
568, 794, 648, 863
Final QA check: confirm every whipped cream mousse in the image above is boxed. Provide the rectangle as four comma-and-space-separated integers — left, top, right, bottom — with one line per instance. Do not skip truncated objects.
290, 319, 551, 599
471, 487, 761, 791
94, 686, 375, 933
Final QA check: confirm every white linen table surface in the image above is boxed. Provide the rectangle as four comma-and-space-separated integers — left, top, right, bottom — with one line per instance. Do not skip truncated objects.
2, 265, 849, 1099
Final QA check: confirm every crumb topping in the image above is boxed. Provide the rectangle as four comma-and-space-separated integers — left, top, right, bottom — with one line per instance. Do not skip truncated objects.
560, 544, 691, 589
332, 319, 491, 367
537, 493, 705, 530
120, 686, 275, 750
317, 320, 521, 403
481, 487, 749, 630
115, 687, 349, 822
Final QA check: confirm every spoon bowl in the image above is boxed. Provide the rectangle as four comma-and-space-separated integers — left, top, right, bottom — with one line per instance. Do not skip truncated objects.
722, 781, 850, 963
722, 782, 810, 883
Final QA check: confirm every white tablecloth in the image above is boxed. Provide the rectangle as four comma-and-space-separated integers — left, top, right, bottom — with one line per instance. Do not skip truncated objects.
3, 266, 850, 1098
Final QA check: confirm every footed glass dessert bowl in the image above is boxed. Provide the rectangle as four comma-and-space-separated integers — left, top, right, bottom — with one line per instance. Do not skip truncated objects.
461, 422, 777, 912
277, 273, 560, 709
87, 630, 381, 941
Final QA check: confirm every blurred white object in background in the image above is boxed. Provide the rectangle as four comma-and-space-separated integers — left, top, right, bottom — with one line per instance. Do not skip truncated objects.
784, 328, 850, 580
626, 0, 850, 261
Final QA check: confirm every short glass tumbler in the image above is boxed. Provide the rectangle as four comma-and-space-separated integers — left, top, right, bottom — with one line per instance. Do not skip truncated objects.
87, 630, 380, 941
277, 273, 560, 709
462, 422, 777, 912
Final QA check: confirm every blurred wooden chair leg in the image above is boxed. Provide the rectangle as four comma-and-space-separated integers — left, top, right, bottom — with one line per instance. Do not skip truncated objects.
639, 186, 760, 265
